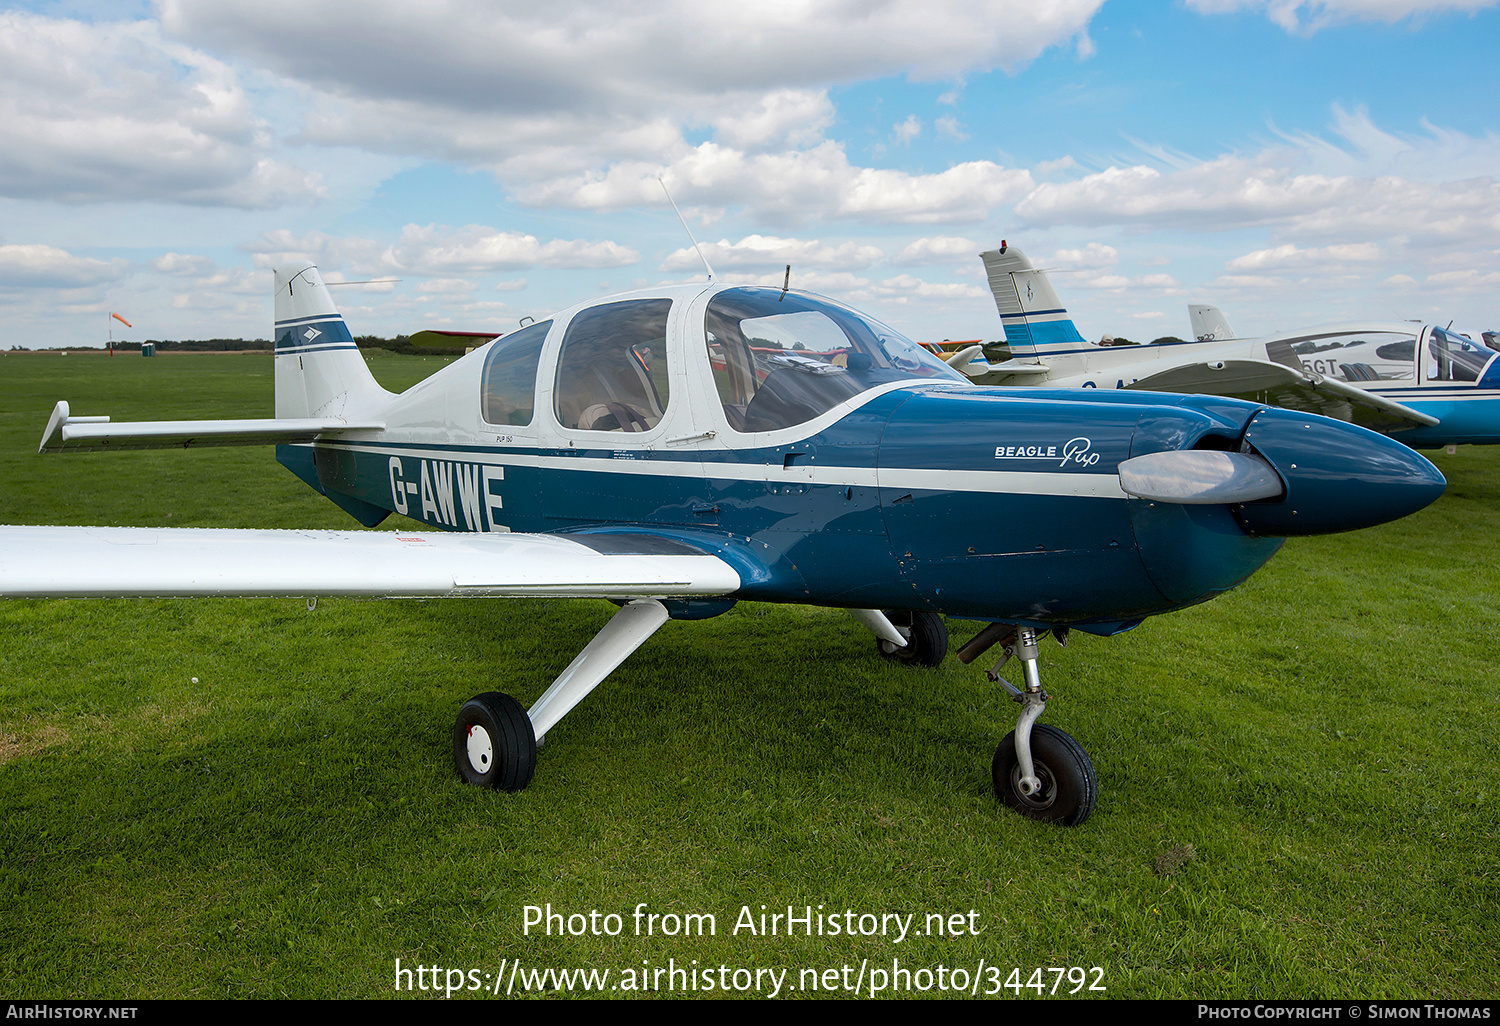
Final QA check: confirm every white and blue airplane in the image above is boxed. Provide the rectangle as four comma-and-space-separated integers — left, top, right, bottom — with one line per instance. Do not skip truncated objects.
979, 243, 1500, 449
0, 262, 1447, 826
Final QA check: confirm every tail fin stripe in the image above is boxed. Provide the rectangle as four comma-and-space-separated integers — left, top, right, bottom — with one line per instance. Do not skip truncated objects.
1002, 308, 1070, 319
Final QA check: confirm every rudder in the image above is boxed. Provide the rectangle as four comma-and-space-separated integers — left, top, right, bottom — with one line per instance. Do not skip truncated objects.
274, 262, 392, 419
980, 243, 1090, 358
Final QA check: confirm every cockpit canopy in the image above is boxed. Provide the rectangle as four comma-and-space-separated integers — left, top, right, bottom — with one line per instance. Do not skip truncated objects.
703, 287, 964, 433
1291, 326, 1500, 387
1425, 326, 1498, 384
478, 284, 965, 439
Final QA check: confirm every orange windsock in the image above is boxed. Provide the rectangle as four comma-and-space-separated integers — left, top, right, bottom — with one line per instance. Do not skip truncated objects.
110, 312, 132, 327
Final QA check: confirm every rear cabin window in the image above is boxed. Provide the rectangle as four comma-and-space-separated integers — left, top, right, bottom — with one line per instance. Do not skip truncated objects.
481, 319, 551, 426
553, 299, 672, 432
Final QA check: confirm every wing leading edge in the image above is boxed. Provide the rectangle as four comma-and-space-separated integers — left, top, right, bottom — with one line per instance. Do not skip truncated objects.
0, 527, 741, 600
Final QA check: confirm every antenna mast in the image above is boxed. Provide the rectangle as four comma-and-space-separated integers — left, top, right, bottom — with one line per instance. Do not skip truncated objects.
658, 176, 715, 280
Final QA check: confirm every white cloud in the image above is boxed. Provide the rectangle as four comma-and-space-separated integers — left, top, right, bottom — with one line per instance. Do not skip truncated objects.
1078, 273, 1131, 290
711, 90, 836, 151
1016, 123, 1500, 248
1052, 242, 1118, 269
242, 225, 639, 276
0, 12, 322, 207
935, 116, 970, 141
417, 278, 477, 294
524, 142, 1034, 226
892, 115, 924, 146
1185, 0, 1498, 34
156, 0, 1100, 210
161, 0, 1105, 108
874, 274, 987, 300
1422, 269, 1500, 293
1226, 241, 1386, 271
0, 244, 130, 288
387, 225, 639, 273
662, 235, 885, 272
153, 253, 215, 276
897, 236, 983, 263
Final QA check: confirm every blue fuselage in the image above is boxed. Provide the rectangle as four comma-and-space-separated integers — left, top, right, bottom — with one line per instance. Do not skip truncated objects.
281, 385, 1307, 634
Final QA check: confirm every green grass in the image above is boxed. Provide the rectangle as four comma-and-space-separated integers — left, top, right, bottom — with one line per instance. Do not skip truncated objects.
0, 352, 1496, 999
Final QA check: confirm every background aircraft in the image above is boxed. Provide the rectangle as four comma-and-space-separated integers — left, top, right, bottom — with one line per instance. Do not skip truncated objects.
978, 243, 1500, 449
0, 263, 1446, 826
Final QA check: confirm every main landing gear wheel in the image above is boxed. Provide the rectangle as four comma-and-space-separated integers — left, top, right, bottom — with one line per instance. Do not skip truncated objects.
453, 692, 536, 792
875, 610, 948, 667
992, 724, 1097, 826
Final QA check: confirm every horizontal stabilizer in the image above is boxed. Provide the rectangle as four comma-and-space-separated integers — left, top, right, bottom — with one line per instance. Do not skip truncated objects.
38, 400, 384, 453
984, 360, 1052, 378
0, 526, 741, 599
1118, 450, 1284, 505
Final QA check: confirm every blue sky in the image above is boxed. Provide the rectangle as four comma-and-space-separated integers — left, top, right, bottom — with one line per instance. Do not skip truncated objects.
2, 0, 1498, 348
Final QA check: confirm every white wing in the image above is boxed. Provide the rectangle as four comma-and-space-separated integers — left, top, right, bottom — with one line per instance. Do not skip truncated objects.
0, 527, 741, 600
1126, 360, 1439, 430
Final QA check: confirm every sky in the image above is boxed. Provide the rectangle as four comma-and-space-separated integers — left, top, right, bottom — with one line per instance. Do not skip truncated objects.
1, 0, 1498, 349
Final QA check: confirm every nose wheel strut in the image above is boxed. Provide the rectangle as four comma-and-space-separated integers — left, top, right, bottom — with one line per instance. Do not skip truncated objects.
960, 624, 1097, 826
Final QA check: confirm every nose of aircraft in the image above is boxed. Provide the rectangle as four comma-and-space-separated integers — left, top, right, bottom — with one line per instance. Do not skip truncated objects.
1232, 407, 1447, 537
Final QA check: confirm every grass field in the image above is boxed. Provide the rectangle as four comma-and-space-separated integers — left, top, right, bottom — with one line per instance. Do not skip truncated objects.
0, 352, 1496, 1000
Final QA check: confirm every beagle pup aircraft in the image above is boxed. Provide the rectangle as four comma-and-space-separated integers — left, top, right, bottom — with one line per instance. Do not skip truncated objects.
0, 262, 1446, 826
979, 243, 1500, 449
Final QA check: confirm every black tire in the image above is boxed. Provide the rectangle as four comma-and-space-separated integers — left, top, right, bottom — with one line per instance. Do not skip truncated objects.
874, 609, 948, 667
453, 692, 536, 792
992, 724, 1097, 826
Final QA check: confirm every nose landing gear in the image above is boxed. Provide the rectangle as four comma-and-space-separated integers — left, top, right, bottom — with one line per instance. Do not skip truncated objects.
959, 623, 1097, 826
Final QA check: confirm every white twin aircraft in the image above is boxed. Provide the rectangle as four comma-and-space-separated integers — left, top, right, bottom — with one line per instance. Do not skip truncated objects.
977, 243, 1500, 449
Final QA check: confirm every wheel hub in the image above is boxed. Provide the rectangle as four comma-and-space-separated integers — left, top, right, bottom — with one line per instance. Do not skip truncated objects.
466, 724, 494, 774
1011, 762, 1056, 811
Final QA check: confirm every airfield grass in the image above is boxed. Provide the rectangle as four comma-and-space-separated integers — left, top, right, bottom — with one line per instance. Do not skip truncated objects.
0, 351, 1495, 1000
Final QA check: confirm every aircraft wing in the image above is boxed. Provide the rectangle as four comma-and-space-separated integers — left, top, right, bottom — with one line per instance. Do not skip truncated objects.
1125, 359, 1439, 431
0, 527, 741, 600
37, 401, 384, 453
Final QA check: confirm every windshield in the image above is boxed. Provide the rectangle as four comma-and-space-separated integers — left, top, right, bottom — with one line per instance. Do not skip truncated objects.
704, 287, 965, 433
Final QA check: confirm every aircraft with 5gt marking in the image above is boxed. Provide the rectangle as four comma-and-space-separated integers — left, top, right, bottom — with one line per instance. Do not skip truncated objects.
1, 260, 1447, 826
977, 242, 1500, 450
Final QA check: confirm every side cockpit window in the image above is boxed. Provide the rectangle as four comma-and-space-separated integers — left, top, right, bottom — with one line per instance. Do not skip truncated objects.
480, 320, 551, 426
553, 299, 672, 432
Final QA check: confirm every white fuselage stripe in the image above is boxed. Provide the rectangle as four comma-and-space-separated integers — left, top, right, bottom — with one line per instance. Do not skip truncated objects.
320, 441, 1127, 499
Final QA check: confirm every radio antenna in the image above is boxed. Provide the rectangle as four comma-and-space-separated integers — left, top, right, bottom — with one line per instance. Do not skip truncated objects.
658, 176, 715, 280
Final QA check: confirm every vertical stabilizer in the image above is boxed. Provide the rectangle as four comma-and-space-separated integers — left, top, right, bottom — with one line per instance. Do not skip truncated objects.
980, 244, 1089, 359
274, 262, 392, 420
1189, 304, 1237, 341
